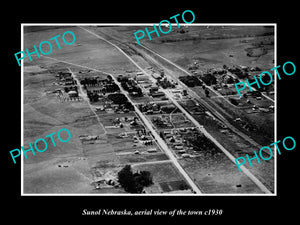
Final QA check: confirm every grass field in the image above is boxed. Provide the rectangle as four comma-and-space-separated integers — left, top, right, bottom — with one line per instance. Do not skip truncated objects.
139, 26, 274, 71
179, 156, 266, 194
132, 162, 192, 193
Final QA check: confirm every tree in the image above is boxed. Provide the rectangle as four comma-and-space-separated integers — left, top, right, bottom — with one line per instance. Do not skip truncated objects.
226, 76, 234, 84
205, 89, 210, 97
108, 93, 128, 105
117, 165, 153, 193
179, 183, 190, 190
260, 73, 272, 85
229, 97, 239, 106
117, 165, 132, 185
117, 165, 137, 193
135, 171, 153, 187
107, 75, 112, 81
202, 73, 217, 85
159, 131, 165, 140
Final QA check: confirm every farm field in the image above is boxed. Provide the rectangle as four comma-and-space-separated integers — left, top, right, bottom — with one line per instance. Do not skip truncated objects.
139, 26, 274, 70
132, 162, 192, 194
179, 156, 265, 194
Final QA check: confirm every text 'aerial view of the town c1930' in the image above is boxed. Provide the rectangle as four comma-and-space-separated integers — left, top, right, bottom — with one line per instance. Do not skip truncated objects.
22, 24, 275, 195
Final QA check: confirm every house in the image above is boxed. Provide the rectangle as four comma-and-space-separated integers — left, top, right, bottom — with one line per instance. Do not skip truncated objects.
259, 107, 269, 113
174, 145, 184, 150
95, 106, 105, 111
164, 130, 172, 135
149, 86, 159, 93
150, 92, 165, 98
178, 149, 186, 154
119, 132, 128, 138
147, 148, 157, 153
130, 120, 139, 126
136, 75, 149, 82
172, 89, 181, 94
68, 90, 78, 98
165, 133, 173, 138
80, 135, 99, 141
234, 118, 242, 122
182, 153, 191, 158
152, 73, 162, 79
105, 108, 114, 114
124, 116, 136, 122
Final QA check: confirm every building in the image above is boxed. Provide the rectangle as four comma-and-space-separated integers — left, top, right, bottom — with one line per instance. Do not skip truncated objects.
150, 92, 165, 98
182, 153, 191, 158
259, 107, 269, 113
152, 73, 162, 79
68, 90, 78, 98
149, 86, 159, 93
147, 148, 157, 153
174, 145, 184, 150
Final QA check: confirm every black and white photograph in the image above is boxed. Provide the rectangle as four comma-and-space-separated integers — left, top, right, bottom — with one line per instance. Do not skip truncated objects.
3, 3, 298, 223
21, 24, 276, 195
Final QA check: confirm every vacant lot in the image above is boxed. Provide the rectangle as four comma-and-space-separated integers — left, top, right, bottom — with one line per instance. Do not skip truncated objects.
23, 62, 106, 193
179, 156, 265, 194
132, 162, 191, 194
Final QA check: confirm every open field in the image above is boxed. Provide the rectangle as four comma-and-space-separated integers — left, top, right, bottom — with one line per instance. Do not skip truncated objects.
179, 156, 265, 194
139, 26, 274, 70
24, 62, 102, 193
132, 162, 192, 194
